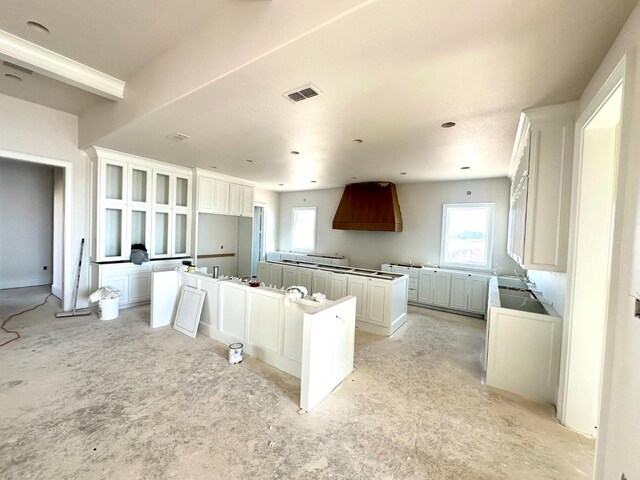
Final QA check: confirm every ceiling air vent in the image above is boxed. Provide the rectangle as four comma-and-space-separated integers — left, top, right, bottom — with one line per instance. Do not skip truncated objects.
165, 132, 191, 142
284, 84, 322, 103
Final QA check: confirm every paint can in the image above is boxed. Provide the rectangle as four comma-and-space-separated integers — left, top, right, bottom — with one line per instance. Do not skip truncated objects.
228, 343, 243, 364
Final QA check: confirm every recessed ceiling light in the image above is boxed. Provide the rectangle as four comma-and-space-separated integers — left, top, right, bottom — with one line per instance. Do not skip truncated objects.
311, 180, 317, 183
165, 132, 190, 142
27, 21, 49, 34
461, 166, 470, 170
441, 122, 456, 128
245, 159, 253, 163
209, 166, 217, 169
290, 151, 300, 155
4, 73, 22, 81
352, 177, 357, 180
278, 183, 284, 186
400, 172, 407, 175
353, 139, 364, 143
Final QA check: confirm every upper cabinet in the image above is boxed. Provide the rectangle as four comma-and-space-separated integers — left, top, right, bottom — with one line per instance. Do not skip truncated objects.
196, 170, 254, 217
507, 102, 576, 272
89, 148, 192, 262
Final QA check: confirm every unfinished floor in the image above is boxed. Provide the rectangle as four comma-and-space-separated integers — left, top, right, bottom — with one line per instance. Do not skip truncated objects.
0, 286, 593, 479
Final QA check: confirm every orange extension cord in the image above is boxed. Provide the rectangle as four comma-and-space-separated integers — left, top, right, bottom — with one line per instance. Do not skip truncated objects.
0, 293, 53, 347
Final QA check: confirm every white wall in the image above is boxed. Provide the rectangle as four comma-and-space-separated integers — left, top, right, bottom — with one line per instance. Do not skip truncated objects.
0, 159, 54, 289
278, 178, 523, 272
578, 3, 640, 478
197, 213, 240, 276
0, 94, 88, 310
527, 271, 566, 315
255, 187, 280, 255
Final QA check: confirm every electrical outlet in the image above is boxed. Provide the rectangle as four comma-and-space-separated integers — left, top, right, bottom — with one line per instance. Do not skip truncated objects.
634, 297, 640, 319
621, 473, 627, 480
220, 245, 224, 250
43, 266, 47, 270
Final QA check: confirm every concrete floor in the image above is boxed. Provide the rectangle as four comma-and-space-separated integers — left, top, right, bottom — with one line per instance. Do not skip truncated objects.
0, 286, 594, 479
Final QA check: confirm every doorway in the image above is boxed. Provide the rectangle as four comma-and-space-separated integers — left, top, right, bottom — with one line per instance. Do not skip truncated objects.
559, 61, 625, 436
251, 205, 265, 277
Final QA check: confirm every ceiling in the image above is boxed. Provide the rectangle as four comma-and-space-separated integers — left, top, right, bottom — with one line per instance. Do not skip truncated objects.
0, 0, 637, 190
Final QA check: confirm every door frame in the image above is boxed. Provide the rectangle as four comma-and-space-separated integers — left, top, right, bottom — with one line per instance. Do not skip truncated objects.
0, 147, 74, 310
557, 55, 628, 435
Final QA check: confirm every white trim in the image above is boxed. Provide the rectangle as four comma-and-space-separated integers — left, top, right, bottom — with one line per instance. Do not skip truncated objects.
440, 203, 495, 271
0, 30, 124, 100
291, 206, 317, 253
558, 55, 627, 435
88, 147, 193, 176
0, 147, 74, 311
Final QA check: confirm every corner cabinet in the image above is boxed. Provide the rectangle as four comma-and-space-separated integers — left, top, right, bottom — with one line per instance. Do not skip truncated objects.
507, 102, 576, 272
89, 147, 193, 262
196, 169, 254, 217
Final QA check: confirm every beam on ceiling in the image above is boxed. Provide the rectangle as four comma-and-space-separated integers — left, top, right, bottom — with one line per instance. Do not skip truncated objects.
0, 30, 125, 100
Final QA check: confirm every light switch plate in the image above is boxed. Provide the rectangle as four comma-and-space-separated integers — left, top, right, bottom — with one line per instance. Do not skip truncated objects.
635, 297, 640, 319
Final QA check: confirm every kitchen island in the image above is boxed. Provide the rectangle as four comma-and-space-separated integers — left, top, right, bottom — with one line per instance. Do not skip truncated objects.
257, 260, 408, 336
151, 271, 357, 412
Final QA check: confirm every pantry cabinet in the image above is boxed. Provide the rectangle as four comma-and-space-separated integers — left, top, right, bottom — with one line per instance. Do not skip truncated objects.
89, 147, 192, 262
507, 102, 576, 272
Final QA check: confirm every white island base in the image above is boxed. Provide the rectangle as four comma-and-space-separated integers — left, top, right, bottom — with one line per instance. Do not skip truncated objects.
151, 271, 357, 412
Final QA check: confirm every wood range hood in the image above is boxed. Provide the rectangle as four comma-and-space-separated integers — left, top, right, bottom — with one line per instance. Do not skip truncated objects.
332, 182, 403, 232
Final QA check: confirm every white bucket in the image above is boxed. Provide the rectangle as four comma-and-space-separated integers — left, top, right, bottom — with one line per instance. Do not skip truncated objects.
98, 297, 119, 321
228, 343, 243, 364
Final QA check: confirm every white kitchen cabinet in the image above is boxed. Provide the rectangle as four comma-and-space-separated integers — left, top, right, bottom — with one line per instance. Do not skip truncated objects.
418, 269, 451, 307
241, 185, 254, 217
365, 279, 391, 326
468, 275, 489, 314
228, 183, 242, 216
282, 265, 297, 288
297, 268, 314, 292
347, 275, 368, 321
329, 273, 348, 301
418, 270, 435, 304
257, 261, 269, 284
197, 176, 215, 213
220, 282, 247, 341
449, 274, 469, 311
312, 270, 331, 296
507, 102, 576, 272
213, 179, 230, 214
267, 264, 283, 288
89, 148, 192, 262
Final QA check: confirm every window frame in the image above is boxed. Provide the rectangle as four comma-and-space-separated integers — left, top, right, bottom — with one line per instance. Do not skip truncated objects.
291, 206, 317, 253
440, 202, 495, 271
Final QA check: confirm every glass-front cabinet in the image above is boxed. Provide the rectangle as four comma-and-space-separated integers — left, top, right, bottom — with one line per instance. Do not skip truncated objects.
89, 148, 192, 262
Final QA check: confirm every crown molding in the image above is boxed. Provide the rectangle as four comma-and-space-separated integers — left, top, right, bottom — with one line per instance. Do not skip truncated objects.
0, 30, 125, 100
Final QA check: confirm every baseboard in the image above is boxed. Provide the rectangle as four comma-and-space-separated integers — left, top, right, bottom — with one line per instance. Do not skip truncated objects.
0, 277, 52, 290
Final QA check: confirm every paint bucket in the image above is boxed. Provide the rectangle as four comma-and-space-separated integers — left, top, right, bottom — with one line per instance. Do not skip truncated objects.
98, 297, 119, 321
228, 343, 243, 364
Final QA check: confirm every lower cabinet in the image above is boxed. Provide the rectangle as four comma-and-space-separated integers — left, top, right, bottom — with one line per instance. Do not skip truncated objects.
418, 270, 451, 307
91, 258, 191, 308
347, 276, 368, 321
450, 273, 489, 314
329, 273, 348, 301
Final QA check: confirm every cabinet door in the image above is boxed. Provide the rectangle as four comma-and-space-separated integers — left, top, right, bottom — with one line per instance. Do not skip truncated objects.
297, 268, 313, 293
198, 176, 215, 213
347, 276, 368, 321
101, 207, 127, 261
151, 209, 172, 258
312, 271, 330, 296
213, 180, 230, 214
267, 264, 282, 288
257, 262, 268, 284
129, 165, 150, 207
241, 185, 254, 217
282, 266, 297, 289
174, 175, 190, 208
102, 274, 129, 305
329, 273, 348, 301
102, 159, 127, 203
449, 274, 469, 311
173, 212, 190, 256
418, 270, 435, 304
433, 272, 452, 307
468, 275, 488, 314
366, 279, 390, 326
128, 272, 151, 303
220, 284, 246, 341
229, 183, 242, 216
153, 171, 172, 207
129, 208, 150, 249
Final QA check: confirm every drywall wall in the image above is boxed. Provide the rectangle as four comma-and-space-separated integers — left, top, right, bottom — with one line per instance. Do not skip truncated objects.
278, 178, 523, 273
577, 3, 640, 478
197, 213, 239, 276
0, 159, 54, 289
0, 93, 88, 310
238, 217, 253, 277
255, 187, 279, 255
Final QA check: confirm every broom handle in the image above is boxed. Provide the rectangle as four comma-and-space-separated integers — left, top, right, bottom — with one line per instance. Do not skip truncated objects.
71, 238, 85, 312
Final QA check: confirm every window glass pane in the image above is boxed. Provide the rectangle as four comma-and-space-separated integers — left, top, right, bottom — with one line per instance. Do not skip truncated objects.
131, 210, 146, 245
105, 164, 123, 200
131, 169, 147, 203
155, 212, 168, 255
292, 208, 316, 251
442, 204, 493, 269
174, 213, 187, 254
156, 174, 169, 205
105, 208, 122, 257
175, 178, 188, 207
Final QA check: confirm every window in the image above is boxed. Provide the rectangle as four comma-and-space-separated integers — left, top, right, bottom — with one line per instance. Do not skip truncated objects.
440, 203, 495, 270
291, 207, 316, 252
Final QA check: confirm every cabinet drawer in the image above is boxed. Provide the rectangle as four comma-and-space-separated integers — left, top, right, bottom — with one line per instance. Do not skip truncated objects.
408, 288, 418, 302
